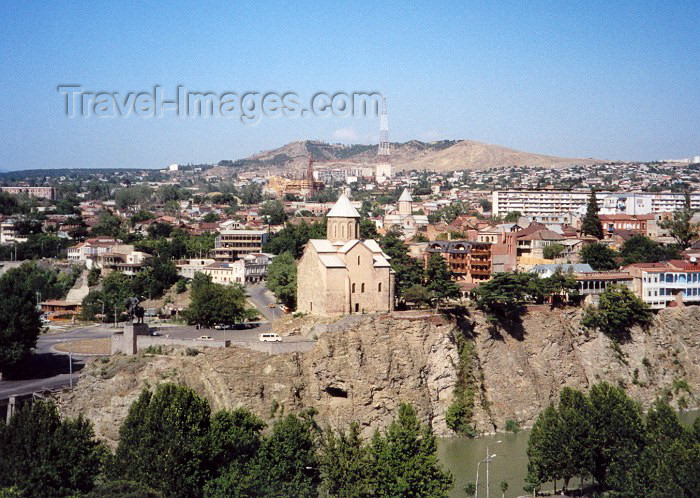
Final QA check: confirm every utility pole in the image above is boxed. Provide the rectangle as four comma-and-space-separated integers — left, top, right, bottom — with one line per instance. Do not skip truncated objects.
486, 440, 502, 498
68, 349, 73, 389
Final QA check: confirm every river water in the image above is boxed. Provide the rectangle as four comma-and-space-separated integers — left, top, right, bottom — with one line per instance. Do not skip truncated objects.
437, 409, 699, 498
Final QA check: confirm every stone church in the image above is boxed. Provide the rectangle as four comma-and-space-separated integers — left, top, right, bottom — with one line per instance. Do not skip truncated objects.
297, 194, 395, 315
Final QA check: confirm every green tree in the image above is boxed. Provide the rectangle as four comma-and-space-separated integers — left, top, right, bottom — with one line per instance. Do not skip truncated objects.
557, 387, 593, 490
369, 403, 453, 497
207, 412, 320, 497
359, 218, 379, 239
620, 234, 680, 264
581, 189, 603, 239
526, 404, 563, 492
503, 210, 521, 223
658, 191, 698, 248
425, 253, 460, 308
0, 401, 104, 497
92, 211, 125, 238
260, 200, 287, 225
499, 480, 509, 498
208, 408, 265, 478
379, 228, 423, 303
587, 382, 645, 488
578, 242, 619, 271
472, 272, 535, 319
115, 185, 152, 210
184, 273, 248, 327
266, 252, 297, 309
319, 422, 373, 497
109, 384, 212, 498
542, 243, 565, 260
581, 284, 653, 339
201, 212, 220, 223
0, 265, 42, 374
402, 283, 432, 307
264, 220, 326, 258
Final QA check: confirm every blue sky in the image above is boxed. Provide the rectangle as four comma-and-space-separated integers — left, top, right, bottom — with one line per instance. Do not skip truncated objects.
0, 0, 698, 169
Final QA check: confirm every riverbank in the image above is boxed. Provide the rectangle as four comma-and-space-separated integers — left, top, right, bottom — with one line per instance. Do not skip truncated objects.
438, 409, 700, 498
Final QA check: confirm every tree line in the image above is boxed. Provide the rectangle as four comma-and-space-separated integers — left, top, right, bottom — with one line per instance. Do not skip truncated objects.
526, 382, 700, 496
0, 383, 454, 498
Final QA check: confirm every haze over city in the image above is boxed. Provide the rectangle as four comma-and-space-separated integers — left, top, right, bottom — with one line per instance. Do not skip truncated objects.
1, 0, 699, 170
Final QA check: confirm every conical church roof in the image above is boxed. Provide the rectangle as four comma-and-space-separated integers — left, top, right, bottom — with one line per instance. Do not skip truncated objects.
398, 188, 413, 202
327, 193, 361, 218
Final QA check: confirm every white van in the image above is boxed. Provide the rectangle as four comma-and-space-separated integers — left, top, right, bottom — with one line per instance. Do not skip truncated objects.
259, 333, 282, 342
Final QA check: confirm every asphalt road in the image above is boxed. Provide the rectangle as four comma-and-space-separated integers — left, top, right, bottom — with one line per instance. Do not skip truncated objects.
246, 282, 282, 322
0, 317, 306, 399
0, 324, 113, 399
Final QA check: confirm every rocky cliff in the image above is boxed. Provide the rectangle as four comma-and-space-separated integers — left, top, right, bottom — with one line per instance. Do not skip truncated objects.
58, 307, 700, 446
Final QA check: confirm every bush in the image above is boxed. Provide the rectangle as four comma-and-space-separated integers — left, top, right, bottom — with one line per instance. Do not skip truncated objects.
505, 418, 521, 433
581, 284, 653, 339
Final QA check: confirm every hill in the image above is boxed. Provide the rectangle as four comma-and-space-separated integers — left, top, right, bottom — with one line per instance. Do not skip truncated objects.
217, 139, 604, 175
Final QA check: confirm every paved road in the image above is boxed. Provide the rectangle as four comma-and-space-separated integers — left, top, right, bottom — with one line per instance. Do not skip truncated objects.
247, 282, 281, 322
0, 324, 113, 399
0, 317, 308, 400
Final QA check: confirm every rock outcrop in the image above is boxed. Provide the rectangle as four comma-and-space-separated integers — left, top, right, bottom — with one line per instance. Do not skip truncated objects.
58, 307, 700, 446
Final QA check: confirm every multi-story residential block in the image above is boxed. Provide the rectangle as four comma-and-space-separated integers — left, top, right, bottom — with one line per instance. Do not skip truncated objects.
424, 240, 492, 283
212, 229, 269, 261
492, 190, 700, 217
0, 186, 56, 200
625, 260, 700, 309
0, 218, 27, 245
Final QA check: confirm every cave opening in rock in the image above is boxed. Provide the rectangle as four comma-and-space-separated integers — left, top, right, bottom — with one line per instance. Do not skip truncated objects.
324, 386, 348, 398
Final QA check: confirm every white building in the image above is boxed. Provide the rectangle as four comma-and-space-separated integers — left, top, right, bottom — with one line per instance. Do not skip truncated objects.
182, 253, 273, 285
375, 162, 393, 183
626, 260, 700, 309
492, 190, 700, 217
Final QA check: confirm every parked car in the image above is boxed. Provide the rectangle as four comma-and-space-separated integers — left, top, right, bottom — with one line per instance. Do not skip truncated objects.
258, 333, 282, 342
197, 335, 213, 340
214, 324, 234, 330
268, 303, 276, 308
149, 331, 161, 337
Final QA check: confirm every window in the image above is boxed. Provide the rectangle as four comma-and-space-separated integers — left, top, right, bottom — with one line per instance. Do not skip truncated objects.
357, 256, 360, 265
378, 282, 382, 292
352, 283, 356, 293
354, 303, 359, 312
361, 283, 365, 293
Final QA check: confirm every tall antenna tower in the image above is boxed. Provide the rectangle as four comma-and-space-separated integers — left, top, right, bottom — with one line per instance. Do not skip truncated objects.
378, 97, 390, 157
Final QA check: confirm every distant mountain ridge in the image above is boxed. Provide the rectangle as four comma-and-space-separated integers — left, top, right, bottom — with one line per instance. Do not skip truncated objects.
218, 139, 604, 174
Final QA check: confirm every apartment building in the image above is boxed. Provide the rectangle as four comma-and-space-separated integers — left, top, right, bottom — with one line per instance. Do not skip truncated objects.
492, 190, 700, 217
424, 240, 492, 283
211, 229, 269, 261
0, 186, 56, 200
0, 218, 27, 245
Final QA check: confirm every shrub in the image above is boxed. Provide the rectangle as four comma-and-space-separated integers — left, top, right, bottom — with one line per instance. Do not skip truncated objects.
505, 418, 521, 433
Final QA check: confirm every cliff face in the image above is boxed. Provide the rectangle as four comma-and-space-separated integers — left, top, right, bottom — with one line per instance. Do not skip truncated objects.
58, 307, 700, 446
468, 306, 700, 432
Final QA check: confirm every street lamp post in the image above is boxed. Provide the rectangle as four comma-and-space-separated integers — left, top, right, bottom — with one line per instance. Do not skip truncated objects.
475, 454, 496, 498
486, 440, 502, 498
68, 349, 73, 389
